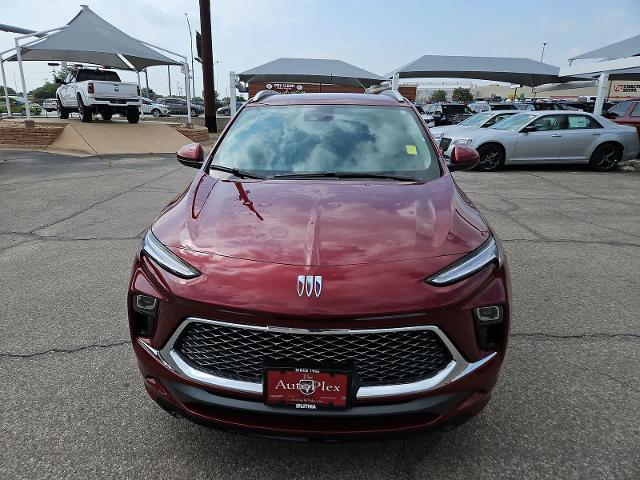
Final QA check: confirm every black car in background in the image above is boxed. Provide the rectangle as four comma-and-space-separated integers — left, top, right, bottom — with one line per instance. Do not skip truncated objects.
424, 102, 474, 126
156, 97, 204, 116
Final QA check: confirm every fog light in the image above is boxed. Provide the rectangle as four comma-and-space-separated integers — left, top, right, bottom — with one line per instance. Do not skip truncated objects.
474, 305, 502, 323
133, 294, 158, 314
132, 294, 159, 336
473, 305, 504, 350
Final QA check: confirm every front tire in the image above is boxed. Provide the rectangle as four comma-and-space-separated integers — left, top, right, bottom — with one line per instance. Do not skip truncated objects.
57, 98, 69, 119
77, 95, 92, 123
476, 143, 505, 172
589, 143, 622, 171
126, 107, 140, 124
151, 108, 161, 118
101, 110, 113, 121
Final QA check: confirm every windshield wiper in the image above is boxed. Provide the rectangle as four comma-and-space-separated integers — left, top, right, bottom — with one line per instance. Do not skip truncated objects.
272, 171, 415, 181
210, 164, 265, 179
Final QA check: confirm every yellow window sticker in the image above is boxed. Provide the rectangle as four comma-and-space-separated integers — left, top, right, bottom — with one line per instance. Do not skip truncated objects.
406, 145, 417, 155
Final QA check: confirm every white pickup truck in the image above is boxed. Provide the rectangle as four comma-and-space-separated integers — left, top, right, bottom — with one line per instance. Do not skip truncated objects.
56, 68, 141, 123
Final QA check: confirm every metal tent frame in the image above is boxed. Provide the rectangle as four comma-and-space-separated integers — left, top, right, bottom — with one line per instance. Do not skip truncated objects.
2, 7, 193, 123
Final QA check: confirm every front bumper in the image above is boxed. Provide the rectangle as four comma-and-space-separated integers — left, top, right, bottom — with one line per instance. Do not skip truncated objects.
129, 259, 509, 439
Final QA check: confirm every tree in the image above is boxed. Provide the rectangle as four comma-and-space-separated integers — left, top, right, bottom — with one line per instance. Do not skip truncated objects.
452, 87, 473, 103
141, 87, 157, 100
430, 89, 448, 102
29, 82, 58, 101
1, 86, 16, 96
53, 66, 74, 84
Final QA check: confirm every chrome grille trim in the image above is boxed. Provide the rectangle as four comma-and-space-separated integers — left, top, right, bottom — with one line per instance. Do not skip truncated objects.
149, 317, 497, 399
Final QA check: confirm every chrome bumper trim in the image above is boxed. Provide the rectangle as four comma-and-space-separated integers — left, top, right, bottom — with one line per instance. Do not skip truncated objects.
144, 317, 498, 399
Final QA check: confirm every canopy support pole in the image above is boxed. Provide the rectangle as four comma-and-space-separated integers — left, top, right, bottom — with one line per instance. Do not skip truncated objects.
132, 38, 191, 124
14, 38, 30, 121
184, 65, 192, 125
229, 71, 236, 116
0, 58, 11, 116
136, 70, 144, 118
11, 26, 67, 123
593, 72, 609, 115
144, 69, 150, 99
391, 73, 399, 91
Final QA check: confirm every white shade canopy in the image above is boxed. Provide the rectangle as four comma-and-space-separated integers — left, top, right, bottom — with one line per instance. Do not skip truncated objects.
238, 58, 385, 88
388, 54, 579, 87
570, 34, 640, 61
5, 5, 179, 70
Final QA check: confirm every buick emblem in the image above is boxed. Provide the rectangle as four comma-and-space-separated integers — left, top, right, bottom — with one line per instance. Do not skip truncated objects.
297, 275, 322, 298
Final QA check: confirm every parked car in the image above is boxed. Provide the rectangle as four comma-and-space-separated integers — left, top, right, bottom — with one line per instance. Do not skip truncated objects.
128, 90, 511, 440
438, 111, 639, 172
603, 100, 640, 139
423, 102, 473, 126
430, 110, 520, 140
157, 97, 203, 116
141, 97, 169, 117
42, 98, 57, 112
0, 96, 42, 116
56, 68, 141, 123
469, 102, 518, 113
558, 101, 617, 113
513, 101, 572, 111
217, 102, 244, 115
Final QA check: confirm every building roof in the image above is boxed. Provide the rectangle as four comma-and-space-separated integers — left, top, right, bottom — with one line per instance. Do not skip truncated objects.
387, 54, 576, 87
238, 58, 385, 88
6, 6, 178, 70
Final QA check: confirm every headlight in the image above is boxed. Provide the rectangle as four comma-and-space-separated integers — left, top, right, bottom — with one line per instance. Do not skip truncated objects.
426, 236, 501, 286
453, 138, 473, 146
141, 230, 200, 279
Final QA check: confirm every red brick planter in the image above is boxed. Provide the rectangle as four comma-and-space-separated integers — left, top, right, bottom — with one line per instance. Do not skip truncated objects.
0, 121, 66, 146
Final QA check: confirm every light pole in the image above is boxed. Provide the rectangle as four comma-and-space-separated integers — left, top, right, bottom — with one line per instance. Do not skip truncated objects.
540, 42, 549, 63
185, 12, 196, 100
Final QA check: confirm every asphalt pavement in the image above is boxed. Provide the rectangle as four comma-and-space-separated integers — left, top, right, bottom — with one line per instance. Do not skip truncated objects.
1, 151, 639, 479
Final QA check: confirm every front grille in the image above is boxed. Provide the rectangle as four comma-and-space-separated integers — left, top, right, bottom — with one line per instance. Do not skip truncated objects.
440, 137, 452, 150
174, 322, 453, 387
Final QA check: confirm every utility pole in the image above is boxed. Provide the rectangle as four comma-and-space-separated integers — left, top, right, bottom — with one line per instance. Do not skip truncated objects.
540, 42, 548, 62
185, 13, 196, 99
199, 0, 217, 132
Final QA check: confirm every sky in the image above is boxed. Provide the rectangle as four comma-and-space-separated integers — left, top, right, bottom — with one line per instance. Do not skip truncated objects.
1, 0, 639, 97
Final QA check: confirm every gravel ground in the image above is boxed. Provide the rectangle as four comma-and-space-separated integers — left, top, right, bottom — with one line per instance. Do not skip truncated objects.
1, 152, 638, 479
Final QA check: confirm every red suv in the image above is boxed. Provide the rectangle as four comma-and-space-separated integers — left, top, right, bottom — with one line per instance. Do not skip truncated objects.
604, 100, 640, 140
128, 91, 511, 440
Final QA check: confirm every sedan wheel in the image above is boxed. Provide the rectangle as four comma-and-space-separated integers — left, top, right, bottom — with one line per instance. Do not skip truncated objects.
589, 143, 622, 172
476, 144, 505, 172
151, 109, 161, 117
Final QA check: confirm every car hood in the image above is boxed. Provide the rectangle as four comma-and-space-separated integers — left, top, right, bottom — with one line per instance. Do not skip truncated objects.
152, 173, 489, 267
431, 125, 478, 137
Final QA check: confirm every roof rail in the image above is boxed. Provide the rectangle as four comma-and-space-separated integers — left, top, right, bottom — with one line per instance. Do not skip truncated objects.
251, 90, 279, 103
380, 89, 404, 102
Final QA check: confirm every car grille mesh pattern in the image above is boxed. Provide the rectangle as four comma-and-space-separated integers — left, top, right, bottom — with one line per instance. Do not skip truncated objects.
174, 322, 453, 386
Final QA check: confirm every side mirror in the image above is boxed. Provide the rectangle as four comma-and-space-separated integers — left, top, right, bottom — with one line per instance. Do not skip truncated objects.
449, 145, 479, 171
521, 125, 537, 133
177, 143, 205, 169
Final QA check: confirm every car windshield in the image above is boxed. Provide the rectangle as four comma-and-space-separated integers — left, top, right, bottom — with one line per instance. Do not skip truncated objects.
75, 70, 121, 82
210, 105, 441, 181
459, 112, 493, 126
491, 113, 537, 131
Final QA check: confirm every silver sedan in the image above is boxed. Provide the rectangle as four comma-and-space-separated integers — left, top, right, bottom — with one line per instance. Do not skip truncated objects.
430, 110, 520, 141
439, 111, 639, 171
